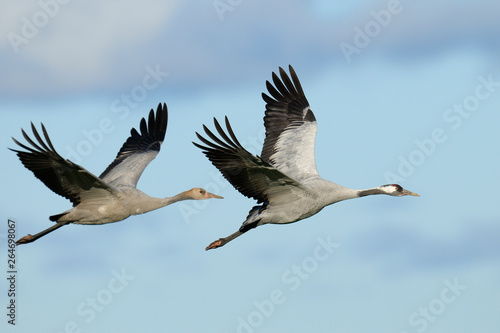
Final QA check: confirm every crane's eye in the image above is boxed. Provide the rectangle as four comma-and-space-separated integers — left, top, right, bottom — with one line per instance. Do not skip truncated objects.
199, 190, 205, 194
392, 184, 402, 191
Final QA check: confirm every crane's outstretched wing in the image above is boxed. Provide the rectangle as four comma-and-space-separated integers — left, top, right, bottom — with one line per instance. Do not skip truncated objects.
100, 103, 168, 187
193, 117, 306, 204
10, 123, 116, 206
260, 65, 319, 182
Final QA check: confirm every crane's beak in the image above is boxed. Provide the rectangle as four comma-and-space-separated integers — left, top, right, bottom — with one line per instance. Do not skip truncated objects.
402, 189, 420, 197
206, 192, 223, 199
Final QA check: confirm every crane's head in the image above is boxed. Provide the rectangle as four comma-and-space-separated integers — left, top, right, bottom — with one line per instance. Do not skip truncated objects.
187, 188, 224, 200
380, 184, 420, 197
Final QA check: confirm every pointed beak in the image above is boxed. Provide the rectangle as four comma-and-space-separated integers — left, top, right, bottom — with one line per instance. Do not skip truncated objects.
206, 192, 223, 199
402, 189, 420, 197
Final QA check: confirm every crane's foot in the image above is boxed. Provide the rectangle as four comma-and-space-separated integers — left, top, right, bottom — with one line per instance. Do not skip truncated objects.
206, 238, 226, 250
16, 234, 34, 245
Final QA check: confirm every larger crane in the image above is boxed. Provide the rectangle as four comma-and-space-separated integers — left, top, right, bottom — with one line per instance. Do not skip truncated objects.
194, 66, 419, 250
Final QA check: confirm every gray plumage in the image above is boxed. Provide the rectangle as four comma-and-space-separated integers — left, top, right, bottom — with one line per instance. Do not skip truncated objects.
11, 103, 222, 245
194, 65, 419, 250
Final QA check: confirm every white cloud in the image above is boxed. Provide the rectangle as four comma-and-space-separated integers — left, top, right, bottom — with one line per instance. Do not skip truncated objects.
2, 0, 179, 94
1, 0, 500, 98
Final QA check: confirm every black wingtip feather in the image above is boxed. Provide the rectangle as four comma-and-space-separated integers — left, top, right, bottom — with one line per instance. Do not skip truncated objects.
193, 117, 276, 203
213, 117, 240, 149
224, 117, 243, 147
192, 140, 209, 152
196, 130, 225, 150
203, 122, 234, 150
41, 123, 56, 151
259, 65, 314, 163
99, 102, 169, 179
31, 123, 51, 152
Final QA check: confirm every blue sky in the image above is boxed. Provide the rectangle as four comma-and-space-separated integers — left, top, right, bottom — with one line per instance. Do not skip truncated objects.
1, 1, 499, 332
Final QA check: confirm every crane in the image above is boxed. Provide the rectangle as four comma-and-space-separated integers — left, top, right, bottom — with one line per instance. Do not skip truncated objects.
194, 66, 419, 250
11, 103, 222, 245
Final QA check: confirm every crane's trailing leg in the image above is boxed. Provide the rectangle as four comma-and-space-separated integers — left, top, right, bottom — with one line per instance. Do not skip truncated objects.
206, 230, 245, 250
206, 219, 259, 250
16, 222, 70, 245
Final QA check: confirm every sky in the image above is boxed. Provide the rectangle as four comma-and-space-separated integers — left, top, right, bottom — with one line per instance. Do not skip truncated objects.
1, 0, 499, 332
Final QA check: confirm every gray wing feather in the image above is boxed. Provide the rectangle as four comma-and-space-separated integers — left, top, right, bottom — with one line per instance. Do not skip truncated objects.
261, 66, 319, 181
100, 103, 168, 187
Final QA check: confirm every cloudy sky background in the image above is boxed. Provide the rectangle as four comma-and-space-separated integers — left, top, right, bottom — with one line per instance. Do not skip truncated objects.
1, 1, 499, 332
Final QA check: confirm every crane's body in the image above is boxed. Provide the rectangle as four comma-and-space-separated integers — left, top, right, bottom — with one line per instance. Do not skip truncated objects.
242, 180, 355, 225
53, 187, 195, 225
11, 103, 222, 245
194, 66, 419, 250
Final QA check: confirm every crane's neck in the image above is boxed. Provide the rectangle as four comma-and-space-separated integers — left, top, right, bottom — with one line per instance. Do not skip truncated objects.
323, 183, 389, 206
128, 190, 194, 216
162, 190, 194, 206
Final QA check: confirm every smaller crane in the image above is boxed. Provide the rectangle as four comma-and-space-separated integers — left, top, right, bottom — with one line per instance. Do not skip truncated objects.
11, 103, 222, 245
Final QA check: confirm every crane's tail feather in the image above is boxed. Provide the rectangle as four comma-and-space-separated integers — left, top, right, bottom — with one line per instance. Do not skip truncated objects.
49, 212, 69, 222
239, 203, 267, 232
